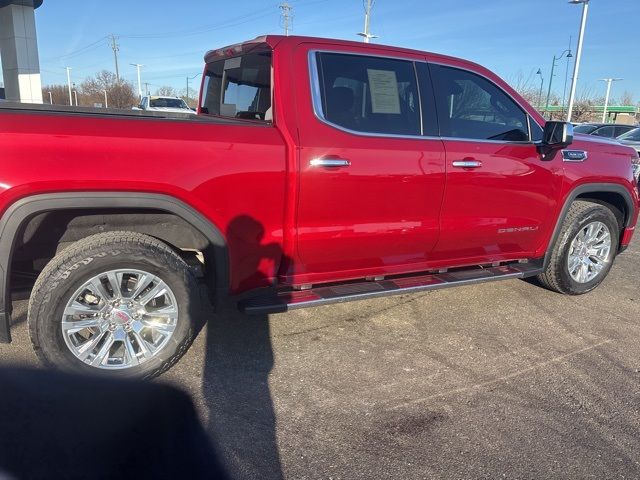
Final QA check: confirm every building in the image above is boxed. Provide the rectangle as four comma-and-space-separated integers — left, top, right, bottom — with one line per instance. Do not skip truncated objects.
0, 0, 43, 103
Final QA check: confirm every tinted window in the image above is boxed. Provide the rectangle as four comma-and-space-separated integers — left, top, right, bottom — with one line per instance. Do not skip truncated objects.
430, 65, 529, 141
593, 126, 614, 138
201, 46, 272, 121
573, 124, 597, 134
150, 98, 188, 109
614, 126, 634, 138
315, 52, 421, 136
618, 128, 640, 141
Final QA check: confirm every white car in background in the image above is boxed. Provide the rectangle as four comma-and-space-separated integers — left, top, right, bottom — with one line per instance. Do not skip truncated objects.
133, 95, 196, 114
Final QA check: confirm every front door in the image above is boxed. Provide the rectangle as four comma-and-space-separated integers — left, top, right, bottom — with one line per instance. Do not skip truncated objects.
292, 46, 446, 284
427, 63, 562, 263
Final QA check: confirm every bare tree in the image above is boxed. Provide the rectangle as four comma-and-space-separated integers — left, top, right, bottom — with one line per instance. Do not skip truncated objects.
178, 88, 199, 109
155, 86, 177, 97
619, 90, 634, 106
41, 85, 71, 106
80, 70, 137, 109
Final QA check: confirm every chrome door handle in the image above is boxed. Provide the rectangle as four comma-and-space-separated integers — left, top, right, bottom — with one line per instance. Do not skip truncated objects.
310, 158, 351, 167
452, 160, 482, 168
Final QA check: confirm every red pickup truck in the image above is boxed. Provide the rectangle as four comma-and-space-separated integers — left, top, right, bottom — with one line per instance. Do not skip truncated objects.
1, 35, 638, 378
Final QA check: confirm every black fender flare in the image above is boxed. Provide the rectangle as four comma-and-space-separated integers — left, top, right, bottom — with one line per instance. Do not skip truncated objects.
543, 182, 637, 268
0, 192, 229, 343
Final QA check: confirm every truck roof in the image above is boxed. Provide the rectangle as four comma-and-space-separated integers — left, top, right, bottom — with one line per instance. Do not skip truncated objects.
204, 34, 486, 73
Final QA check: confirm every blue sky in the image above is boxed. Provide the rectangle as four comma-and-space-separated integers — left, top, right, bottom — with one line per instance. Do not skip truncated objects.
28, 0, 640, 103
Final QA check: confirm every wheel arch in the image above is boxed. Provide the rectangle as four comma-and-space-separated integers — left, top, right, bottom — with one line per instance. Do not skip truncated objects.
543, 183, 636, 269
0, 192, 229, 343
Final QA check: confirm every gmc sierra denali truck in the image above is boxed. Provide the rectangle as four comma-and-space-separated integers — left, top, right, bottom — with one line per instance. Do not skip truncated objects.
0, 36, 638, 378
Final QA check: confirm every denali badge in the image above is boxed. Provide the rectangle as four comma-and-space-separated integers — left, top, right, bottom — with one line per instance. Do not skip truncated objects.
498, 226, 539, 234
562, 150, 588, 162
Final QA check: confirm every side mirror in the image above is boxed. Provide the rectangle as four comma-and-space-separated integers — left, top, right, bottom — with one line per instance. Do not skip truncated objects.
538, 121, 573, 160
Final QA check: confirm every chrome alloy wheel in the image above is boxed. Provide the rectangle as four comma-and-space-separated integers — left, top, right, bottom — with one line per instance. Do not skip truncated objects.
61, 269, 178, 369
567, 221, 612, 284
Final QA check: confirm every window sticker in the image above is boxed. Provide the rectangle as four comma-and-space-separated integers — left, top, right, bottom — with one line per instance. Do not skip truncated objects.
366, 69, 401, 114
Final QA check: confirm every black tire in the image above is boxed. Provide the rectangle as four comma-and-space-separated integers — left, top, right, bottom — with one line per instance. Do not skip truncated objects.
28, 231, 202, 379
537, 200, 619, 295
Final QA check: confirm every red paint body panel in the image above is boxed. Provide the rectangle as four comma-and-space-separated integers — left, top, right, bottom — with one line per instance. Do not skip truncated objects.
0, 35, 638, 296
433, 140, 562, 261
0, 112, 288, 292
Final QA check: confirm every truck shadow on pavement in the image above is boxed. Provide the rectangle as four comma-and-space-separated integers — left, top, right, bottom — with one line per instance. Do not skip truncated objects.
201, 307, 282, 480
200, 215, 284, 480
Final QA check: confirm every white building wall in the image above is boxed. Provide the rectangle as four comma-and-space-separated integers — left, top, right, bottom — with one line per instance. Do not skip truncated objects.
0, 4, 42, 103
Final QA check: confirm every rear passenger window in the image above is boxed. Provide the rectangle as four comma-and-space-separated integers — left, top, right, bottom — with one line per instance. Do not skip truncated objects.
430, 64, 529, 142
201, 45, 272, 122
314, 52, 421, 136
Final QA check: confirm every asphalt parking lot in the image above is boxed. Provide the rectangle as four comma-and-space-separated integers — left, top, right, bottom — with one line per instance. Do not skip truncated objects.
2, 241, 640, 479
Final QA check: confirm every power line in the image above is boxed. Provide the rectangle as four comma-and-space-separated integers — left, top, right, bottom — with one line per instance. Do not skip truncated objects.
41, 36, 109, 62
118, 8, 274, 40
279, 1, 293, 36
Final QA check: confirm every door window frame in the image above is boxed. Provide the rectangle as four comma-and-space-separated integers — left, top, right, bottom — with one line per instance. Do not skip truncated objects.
307, 50, 543, 145
427, 61, 540, 145
308, 50, 435, 140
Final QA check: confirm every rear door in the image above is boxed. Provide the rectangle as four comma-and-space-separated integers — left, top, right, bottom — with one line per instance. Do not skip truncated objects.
292, 46, 445, 284
427, 63, 562, 263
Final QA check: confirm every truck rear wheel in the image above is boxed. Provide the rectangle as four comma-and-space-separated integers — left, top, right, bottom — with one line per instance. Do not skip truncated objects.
28, 232, 201, 379
537, 200, 619, 295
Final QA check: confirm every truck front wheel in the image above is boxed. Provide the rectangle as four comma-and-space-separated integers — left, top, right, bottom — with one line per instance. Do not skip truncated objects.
537, 200, 619, 295
28, 232, 201, 379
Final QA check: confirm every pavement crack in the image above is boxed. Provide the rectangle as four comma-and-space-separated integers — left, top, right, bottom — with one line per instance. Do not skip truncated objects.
388, 339, 613, 410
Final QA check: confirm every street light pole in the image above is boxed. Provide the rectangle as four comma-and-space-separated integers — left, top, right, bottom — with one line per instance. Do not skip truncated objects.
599, 78, 622, 123
103, 89, 108, 108
73, 90, 78, 107
47, 91, 52, 104
544, 49, 572, 118
536, 69, 544, 110
562, 35, 572, 112
130, 64, 143, 98
358, 0, 378, 43
65, 67, 73, 106
566, 0, 590, 122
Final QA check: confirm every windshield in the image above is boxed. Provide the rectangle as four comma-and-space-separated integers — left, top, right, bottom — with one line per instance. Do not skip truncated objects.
573, 124, 597, 134
618, 127, 640, 142
149, 98, 189, 109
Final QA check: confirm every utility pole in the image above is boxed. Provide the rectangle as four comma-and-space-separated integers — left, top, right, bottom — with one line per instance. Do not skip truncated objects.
599, 78, 622, 123
566, 0, 590, 122
130, 63, 143, 98
279, 1, 293, 36
358, 0, 378, 43
110, 34, 120, 81
65, 67, 73, 106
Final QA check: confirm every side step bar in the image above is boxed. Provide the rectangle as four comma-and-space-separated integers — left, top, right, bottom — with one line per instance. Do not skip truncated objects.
239, 263, 542, 315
